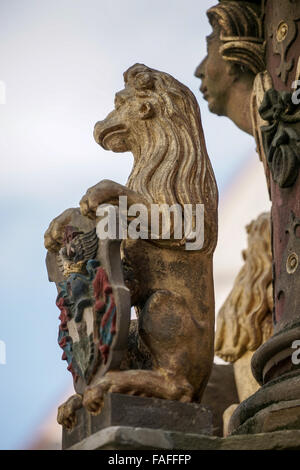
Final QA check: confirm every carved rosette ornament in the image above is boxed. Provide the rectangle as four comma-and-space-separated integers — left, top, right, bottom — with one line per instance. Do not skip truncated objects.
263, 0, 300, 90
273, 211, 300, 330
259, 88, 300, 188
267, 2, 300, 86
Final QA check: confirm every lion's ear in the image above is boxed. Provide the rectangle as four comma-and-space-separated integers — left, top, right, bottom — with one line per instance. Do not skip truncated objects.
138, 102, 154, 120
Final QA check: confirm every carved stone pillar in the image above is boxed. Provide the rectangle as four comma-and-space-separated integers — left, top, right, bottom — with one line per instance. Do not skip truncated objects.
229, 0, 300, 434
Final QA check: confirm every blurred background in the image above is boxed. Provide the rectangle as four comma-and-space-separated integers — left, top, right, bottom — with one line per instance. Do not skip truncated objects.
0, 0, 270, 449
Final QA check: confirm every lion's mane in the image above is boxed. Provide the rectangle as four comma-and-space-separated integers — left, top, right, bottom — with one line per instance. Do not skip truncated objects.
123, 64, 218, 245
215, 212, 273, 362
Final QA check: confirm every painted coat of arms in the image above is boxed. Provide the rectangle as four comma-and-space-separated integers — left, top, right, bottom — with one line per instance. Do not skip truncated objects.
45, 210, 131, 395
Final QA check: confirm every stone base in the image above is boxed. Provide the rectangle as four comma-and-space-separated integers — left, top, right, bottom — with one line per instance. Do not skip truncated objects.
67, 425, 300, 450
228, 372, 300, 435
201, 363, 239, 436
63, 393, 212, 450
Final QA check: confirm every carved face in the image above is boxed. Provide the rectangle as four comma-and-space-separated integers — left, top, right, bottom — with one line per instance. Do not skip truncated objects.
195, 29, 236, 116
93, 85, 154, 153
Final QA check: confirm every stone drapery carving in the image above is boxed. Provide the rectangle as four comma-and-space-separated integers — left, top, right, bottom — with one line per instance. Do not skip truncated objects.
265, 1, 300, 86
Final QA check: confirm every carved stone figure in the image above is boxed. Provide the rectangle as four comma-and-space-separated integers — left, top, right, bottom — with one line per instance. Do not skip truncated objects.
45, 64, 218, 424
194, 3, 274, 426
195, 1, 275, 196
44, 207, 132, 429
195, 0, 265, 136
215, 212, 273, 416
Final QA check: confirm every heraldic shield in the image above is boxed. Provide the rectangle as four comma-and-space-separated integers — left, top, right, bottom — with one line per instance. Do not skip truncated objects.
46, 208, 131, 395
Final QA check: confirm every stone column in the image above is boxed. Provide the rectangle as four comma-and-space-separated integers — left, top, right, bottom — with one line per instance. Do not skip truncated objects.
230, 0, 300, 434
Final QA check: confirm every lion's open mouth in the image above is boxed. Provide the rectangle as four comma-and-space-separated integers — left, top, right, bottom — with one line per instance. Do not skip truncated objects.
95, 124, 128, 148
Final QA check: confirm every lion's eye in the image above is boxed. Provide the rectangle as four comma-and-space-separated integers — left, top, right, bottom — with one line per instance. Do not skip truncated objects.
135, 72, 154, 91
114, 95, 125, 109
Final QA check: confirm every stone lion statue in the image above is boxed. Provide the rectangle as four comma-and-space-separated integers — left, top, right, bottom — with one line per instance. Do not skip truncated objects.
215, 212, 273, 410
45, 64, 218, 422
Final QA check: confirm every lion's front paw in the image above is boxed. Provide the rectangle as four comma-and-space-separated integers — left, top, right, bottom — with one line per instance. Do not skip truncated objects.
80, 180, 124, 219
79, 189, 100, 220
57, 394, 83, 430
82, 373, 129, 415
83, 384, 106, 415
44, 208, 80, 252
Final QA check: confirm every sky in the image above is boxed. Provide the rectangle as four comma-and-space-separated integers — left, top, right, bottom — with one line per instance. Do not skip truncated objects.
0, 0, 256, 449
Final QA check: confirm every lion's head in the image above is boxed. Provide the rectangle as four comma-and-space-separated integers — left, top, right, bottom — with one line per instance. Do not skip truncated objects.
94, 63, 218, 246
215, 212, 273, 363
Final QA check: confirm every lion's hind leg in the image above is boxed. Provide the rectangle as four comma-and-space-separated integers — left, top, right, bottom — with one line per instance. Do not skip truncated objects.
83, 290, 201, 415
83, 369, 193, 415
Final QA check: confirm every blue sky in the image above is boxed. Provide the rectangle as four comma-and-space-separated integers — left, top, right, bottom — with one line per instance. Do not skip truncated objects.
0, 0, 255, 449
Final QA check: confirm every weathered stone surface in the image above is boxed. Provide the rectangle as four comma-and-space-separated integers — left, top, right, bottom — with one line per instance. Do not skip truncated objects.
195, 1, 265, 136
230, 0, 300, 438
229, 373, 300, 435
79, 63, 218, 413
215, 213, 272, 403
201, 364, 239, 436
63, 393, 212, 449
68, 425, 300, 451
45, 64, 219, 430
69, 427, 173, 451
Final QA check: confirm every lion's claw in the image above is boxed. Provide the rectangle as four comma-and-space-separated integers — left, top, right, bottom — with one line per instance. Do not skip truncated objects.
83, 385, 105, 415
44, 208, 80, 252
57, 394, 83, 430
79, 180, 131, 219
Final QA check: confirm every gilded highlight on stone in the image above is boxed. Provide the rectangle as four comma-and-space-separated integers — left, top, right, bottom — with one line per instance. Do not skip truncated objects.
44, 63, 218, 428
80, 63, 218, 415
215, 212, 273, 402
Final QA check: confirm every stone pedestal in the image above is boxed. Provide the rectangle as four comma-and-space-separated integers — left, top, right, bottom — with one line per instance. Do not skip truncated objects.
67, 426, 300, 450
62, 393, 213, 450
